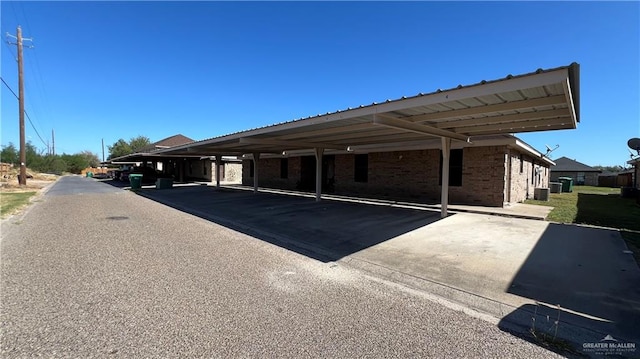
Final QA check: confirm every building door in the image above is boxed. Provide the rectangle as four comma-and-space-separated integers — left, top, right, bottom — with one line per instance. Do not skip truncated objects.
299, 155, 335, 192
322, 155, 335, 192
299, 156, 315, 191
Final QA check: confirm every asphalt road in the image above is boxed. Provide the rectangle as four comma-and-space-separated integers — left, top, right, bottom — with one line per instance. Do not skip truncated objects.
0, 176, 561, 358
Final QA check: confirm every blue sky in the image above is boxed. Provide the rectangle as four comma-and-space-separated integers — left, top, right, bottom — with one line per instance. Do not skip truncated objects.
1, 1, 638, 166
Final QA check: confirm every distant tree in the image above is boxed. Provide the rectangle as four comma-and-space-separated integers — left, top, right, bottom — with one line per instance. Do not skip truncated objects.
107, 139, 132, 160
25, 142, 45, 171
0, 143, 18, 165
107, 136, 151, 160
129, 136, 151, 152
593, 165, 626, 173
79, 150, 100, 167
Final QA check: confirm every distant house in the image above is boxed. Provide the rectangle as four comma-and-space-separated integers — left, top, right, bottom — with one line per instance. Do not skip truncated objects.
550, 156, 601, 186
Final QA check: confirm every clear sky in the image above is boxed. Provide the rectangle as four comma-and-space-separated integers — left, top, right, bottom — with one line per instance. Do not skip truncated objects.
1, 1, 638, 166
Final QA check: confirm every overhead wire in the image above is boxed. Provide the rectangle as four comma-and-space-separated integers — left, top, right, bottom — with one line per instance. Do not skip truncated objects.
1, 76, 49, 149
3, 2, 51, 152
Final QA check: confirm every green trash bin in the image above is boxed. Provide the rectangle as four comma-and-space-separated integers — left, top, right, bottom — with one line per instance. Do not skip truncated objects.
558, 177, 573, 193
129, 174, 143, 189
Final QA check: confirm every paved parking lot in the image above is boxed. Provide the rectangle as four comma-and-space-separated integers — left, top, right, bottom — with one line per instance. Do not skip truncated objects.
1, 176, 566, 358
2, 176, 639, 357
136, 182, 640, 351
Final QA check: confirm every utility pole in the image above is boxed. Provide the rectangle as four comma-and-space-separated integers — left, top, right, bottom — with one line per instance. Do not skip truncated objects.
7, 26, 32, 184
101, 138, 105, 163
52, 129, 55, 156
17, 26, 26, 185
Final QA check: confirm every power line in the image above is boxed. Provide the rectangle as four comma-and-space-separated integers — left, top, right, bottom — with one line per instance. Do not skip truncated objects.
1, 76, 49, 149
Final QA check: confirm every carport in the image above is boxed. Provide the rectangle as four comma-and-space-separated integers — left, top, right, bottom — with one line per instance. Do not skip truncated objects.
157, 63, 580, 217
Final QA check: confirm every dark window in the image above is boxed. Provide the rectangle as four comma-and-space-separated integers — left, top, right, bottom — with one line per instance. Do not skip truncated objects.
280, 158, 288, 179
203, 161, 207, 175
531, 161, 535, 184
249, 160, 254, 178
519, 154, 524, 173
354, 154, 368, 183
439, 149, 463, 187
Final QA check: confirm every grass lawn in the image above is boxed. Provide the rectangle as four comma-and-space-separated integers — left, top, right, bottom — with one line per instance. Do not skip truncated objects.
525, 185, 640, 264
0, 192, 37, 218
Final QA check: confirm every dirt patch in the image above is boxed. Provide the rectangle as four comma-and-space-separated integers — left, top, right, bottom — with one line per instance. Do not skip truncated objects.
1, 172, 59, 193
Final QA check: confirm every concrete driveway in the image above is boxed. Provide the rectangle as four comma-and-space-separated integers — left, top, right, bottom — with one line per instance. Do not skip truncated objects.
133, 183, 640, 354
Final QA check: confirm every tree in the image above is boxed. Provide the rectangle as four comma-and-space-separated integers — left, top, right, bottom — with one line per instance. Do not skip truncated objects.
0, 143, 18, 165
79, 150, 100, 167
593, 165, 626, 173
107, 136, 151, 160
129, 136, 151, 152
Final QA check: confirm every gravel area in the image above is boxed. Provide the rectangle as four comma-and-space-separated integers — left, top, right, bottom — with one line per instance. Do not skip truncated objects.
0, 176, 562, 358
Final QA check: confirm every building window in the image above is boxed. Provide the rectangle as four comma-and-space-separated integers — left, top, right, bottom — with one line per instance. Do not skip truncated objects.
354, 154, 368, 183
531, 162, 535, 185
203, 161, 207, 175
280, 158, 288, 179
249, 160, 254, 178
520, 154, 524, 173
577, 172, 585, 185
439, 149, 463, 187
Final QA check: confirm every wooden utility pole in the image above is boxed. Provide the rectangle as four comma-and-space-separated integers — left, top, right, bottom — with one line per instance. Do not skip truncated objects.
17, 26, 26, 185
52, 129, 55, 156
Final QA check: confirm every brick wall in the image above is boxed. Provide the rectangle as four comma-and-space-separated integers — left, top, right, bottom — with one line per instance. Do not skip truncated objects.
506, 150, 549, 203
185, 158, 212, 181
242, 146, 527, 207
212, 162, 242, 183
242, 157, 300, 189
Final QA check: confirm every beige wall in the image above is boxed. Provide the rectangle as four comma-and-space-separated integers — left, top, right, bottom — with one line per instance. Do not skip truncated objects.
212, 162, 242, 183
506, 150, 550, 203
241, 146, 552, 207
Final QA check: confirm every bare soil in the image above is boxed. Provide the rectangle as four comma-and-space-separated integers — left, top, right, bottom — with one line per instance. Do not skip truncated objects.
0, 170, 59, 193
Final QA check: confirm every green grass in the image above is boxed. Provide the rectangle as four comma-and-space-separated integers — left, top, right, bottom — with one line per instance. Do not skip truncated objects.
0, 192, 37, 218
525, 185, 640, 264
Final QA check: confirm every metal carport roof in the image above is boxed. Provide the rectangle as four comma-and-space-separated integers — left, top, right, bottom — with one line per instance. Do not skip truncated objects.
155, 63, 580, 216
157, 63, 579, 157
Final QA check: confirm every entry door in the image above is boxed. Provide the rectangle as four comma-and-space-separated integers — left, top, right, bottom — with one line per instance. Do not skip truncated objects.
322, 155, 335, 192
298, 155, 336, 192
299, 156, 316, 191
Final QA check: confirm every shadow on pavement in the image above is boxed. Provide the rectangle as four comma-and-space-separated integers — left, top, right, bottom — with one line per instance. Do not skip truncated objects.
502, 223, 640, 352
130, 185, 443, 262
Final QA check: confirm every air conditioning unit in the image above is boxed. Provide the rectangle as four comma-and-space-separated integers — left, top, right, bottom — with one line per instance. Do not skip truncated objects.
534, 187, 550, 201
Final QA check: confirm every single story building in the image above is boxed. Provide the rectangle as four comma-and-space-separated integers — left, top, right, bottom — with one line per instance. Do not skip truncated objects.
156, 63, 580, 217
550, 156, 600, 186
240, 134, 553, 207
109, 134, 242, 184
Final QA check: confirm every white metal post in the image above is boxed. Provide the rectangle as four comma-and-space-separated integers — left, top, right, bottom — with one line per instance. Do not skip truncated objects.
441, 137, 451, 218
314, 148, 324, 202
253, 153, 260, 193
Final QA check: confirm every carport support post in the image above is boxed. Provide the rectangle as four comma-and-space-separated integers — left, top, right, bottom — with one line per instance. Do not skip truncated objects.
441, 137, 451, 218
253, 153, 260, 193
215, 155, 222, 188
314, 147, 324, 202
